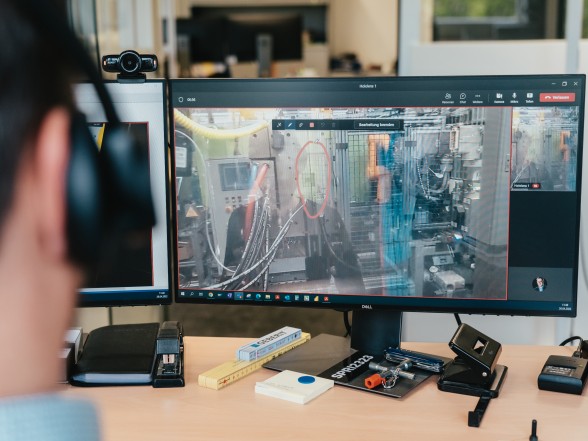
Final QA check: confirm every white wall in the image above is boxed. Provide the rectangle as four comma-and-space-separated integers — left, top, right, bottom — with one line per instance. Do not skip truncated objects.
328, 0, 397, 73
403, 313, 569, 346
406, 40, 588, 76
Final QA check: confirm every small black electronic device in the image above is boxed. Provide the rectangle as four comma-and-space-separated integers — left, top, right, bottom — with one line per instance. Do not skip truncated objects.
102, 50, 158, 81
537, 354, 588, 395
152, 321, 185, 388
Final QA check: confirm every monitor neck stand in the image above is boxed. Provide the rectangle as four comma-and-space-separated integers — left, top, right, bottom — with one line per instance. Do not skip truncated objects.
437, 323, 508, 427
350, 309, 403, 355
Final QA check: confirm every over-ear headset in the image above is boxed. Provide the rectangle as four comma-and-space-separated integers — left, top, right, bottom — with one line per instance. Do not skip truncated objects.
17, 2, 155, 266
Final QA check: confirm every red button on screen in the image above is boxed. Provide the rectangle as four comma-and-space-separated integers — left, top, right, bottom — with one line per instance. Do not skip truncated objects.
539, 93, 576, 102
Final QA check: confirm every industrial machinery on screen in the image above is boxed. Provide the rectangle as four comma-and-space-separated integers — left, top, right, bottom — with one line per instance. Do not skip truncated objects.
173, 104, 578, 300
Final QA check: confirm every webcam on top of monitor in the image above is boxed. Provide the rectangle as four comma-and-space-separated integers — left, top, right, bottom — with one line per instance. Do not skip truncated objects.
102, 50, 157, 82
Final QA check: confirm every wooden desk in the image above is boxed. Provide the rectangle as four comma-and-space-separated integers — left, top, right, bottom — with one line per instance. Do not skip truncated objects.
65, 336, 585, 441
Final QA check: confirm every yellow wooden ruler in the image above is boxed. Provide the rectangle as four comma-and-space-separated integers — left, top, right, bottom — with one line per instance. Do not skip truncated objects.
198, 332, 311, 390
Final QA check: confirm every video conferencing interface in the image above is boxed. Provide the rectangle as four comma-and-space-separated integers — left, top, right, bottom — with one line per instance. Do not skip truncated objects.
171, 76, 584, 316
75, 81, 171, 306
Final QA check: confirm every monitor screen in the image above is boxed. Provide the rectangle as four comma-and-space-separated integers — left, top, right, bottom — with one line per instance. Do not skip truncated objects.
176, 17, 229, 63
226, 14, 303, 62
170, 76, 584, 333
176, 13, 303, 64
75, 80, 171, 306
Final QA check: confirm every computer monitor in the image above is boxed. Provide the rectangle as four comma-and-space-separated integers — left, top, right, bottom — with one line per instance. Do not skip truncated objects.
176, 17, 229, 63
170, 75, 584, 354
226, 13, 303, 62
176, 13, 303, 64
75, 80, 172, 306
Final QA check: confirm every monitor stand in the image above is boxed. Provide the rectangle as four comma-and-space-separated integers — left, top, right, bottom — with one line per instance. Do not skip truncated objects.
264, 310, 445, 398
349, 309, 402, 355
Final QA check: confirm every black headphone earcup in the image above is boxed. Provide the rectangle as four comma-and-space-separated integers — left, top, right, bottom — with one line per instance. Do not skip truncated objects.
99, 125, 155, 230
66, 112, 103, 265
66, 112, 155, 267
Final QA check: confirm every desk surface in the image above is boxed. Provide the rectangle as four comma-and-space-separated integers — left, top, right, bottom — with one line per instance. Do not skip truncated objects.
65, 336, 585, 441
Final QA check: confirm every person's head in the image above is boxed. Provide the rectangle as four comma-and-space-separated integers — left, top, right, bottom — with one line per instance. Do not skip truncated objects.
0, 1, 82, 396
0, 2, 76, 225
536, 277, 544, 288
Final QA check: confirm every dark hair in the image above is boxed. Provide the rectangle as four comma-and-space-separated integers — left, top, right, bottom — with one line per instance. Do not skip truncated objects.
0, 1, 75, 227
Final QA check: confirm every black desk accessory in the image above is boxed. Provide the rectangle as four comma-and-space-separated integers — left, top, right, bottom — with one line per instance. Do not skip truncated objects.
529, 419, 539, 441
537, 354, 588, 394
152, 321, 185, 388
437, 323, 508, 427
536, 336, 588, 394
70, 322, 184, 387
71, 323, 160, 386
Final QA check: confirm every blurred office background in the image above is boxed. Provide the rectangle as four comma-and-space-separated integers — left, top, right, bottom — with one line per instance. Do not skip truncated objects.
72, 0, 588, 346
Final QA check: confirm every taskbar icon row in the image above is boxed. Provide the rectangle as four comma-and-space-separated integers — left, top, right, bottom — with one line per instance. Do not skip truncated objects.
178, 290, 331, 304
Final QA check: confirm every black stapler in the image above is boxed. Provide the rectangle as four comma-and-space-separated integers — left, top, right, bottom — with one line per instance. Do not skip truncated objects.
152, 321, 185, 388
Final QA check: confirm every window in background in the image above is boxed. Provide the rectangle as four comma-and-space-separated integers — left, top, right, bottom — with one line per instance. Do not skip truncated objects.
433, 0, 564, 40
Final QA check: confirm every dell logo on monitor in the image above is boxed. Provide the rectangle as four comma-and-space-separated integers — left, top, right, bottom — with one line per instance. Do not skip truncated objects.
361, 305, 372, 309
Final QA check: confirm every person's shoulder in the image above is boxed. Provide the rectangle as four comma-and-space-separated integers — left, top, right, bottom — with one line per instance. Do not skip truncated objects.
0, 393, 100, 441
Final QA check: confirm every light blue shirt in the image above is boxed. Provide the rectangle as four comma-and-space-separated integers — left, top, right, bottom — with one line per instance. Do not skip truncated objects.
0, 393, 100, 441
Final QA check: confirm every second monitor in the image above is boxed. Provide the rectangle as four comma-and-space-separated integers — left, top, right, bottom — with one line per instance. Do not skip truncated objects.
75, 80, 172, 307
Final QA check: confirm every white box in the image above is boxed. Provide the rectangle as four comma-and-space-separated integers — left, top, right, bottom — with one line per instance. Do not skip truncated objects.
255, 370, 334, 404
